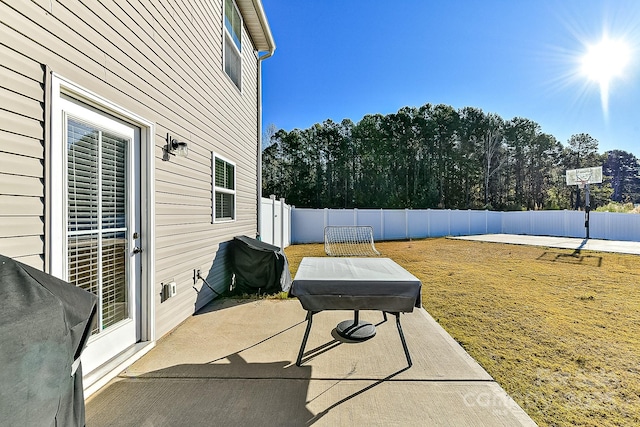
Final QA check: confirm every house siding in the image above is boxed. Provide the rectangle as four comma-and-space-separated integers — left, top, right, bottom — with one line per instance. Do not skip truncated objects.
1, 0, 265, 347
0, 12, 46, 268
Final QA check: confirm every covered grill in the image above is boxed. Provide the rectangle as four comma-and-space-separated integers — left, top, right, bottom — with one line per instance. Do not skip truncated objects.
0, 254, 97, 427
231, 236, 292, 294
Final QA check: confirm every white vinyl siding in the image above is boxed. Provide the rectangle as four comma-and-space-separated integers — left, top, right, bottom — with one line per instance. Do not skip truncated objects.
0, 38, 45, 268
1, 0, 264, 343
213, 154, 236, 222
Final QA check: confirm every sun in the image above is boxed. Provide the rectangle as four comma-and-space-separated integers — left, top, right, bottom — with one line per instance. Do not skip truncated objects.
581, 36, 630, 82
580, 36, 631, 116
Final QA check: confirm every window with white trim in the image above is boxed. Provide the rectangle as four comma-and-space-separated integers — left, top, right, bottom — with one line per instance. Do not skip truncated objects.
213, 154, 236, 222
224, 0, 242, 89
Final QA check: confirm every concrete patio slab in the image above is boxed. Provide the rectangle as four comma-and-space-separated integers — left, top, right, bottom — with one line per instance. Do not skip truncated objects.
86, 299, 536, 426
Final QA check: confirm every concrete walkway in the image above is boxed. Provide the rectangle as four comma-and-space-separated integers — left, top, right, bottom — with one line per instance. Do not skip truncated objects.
86, 299, 536, 426
450, 233, 640, 255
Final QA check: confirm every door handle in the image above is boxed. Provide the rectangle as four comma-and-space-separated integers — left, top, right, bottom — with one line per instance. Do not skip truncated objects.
133, 246, 143, 254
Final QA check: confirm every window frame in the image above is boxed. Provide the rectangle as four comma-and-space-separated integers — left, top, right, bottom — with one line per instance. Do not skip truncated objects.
212, 152, 237, 223
223, 0, 242, 90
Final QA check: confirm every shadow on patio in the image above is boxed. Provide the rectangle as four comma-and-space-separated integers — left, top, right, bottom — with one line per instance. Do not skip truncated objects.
86, 298, 536, 426
86, 353, 314, 425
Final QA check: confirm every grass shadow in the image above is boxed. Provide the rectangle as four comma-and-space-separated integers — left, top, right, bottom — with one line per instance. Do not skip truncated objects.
536, 250, 602, 267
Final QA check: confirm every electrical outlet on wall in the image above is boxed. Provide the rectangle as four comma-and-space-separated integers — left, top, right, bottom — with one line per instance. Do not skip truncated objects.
161, 283, 169, 302
162, 281, 177, 301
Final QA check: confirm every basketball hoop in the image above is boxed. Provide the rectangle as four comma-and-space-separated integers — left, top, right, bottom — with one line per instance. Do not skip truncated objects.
575, 172, 592, 190
566, 166, 602, 240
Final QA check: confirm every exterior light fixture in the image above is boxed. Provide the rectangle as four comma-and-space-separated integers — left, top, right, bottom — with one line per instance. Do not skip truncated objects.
165, 133, 189, 158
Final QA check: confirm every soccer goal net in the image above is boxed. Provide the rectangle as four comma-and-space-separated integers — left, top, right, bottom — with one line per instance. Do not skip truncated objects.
324, 226, 381, 257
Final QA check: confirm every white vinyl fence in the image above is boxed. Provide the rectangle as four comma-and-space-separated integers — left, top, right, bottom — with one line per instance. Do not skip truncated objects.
291, 208, 640, 244
259, 196, 291, 248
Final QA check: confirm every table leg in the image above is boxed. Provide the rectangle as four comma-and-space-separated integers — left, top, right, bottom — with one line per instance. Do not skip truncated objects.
296, 311, 315, 366
393, 312, 412, 367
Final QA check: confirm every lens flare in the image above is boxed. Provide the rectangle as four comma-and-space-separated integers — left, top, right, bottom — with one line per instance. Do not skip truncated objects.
580, 36, 631, 117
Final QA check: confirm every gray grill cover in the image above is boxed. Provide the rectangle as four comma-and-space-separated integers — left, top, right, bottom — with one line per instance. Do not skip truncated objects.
290, 257, 421, 312
0, 255, 97, 427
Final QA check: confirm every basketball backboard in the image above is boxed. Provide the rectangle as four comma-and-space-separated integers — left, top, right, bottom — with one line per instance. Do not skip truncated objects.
566, 166, 602, 188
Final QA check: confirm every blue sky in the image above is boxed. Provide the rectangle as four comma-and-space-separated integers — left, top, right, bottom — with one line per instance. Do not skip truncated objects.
260, 0, 640, 156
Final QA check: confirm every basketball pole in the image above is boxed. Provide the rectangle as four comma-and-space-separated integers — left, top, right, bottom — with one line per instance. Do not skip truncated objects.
584, 183, 590, 239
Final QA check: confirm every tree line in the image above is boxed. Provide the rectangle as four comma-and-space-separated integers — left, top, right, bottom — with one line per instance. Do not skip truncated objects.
262, 104, 640, 210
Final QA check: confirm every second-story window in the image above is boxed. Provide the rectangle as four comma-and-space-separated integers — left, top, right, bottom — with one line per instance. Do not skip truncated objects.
224, 0, 242, 90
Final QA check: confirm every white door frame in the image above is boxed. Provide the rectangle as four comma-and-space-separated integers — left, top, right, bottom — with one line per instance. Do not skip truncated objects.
63, 106, 140, 373
49, 74, 156, 365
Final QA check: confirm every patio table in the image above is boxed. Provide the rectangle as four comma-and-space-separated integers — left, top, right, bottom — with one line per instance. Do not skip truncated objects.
290, 257, 422, 367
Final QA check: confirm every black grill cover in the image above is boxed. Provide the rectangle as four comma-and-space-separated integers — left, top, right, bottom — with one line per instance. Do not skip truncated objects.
0, 254, 97, 427
231, 236, 292, 294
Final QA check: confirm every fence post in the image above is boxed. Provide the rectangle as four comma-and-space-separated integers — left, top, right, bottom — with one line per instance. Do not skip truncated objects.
269, 195, 276, 245
485, 210, 488, 234
380, 209, 385, 241
280, 198, 285, 250
354, 208, 358, 226
529, 210, 534, 235
289, 205, 294, 246
324, 208, 328, 231
405, 209, 409, 239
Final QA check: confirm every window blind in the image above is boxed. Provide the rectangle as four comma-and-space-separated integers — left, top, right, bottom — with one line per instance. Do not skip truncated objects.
224, 0, 241, 50
67, 118, 129, 334
224, 36, 242, 89
215, 192, 235, 220
214, 156, 236, 221
215, 157, 235, 190
224, 0, 242, 89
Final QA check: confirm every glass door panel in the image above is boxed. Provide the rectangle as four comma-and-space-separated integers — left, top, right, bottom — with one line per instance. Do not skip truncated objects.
66, 118, 132, 335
